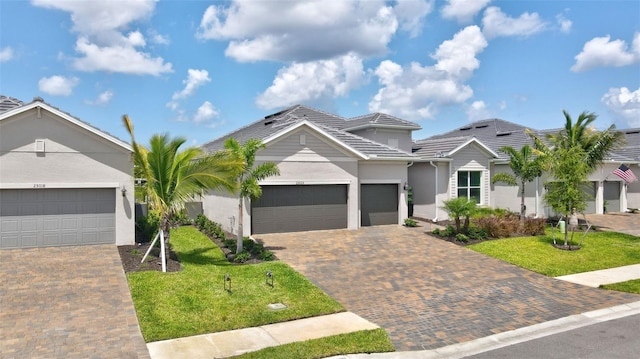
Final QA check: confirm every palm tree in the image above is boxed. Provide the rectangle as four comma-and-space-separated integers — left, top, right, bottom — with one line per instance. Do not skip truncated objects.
223, 138, 280, 254
528, 110, 624, 245
491, 145, 543, 221
441, 197, 477, 234
123, 115, 242, 270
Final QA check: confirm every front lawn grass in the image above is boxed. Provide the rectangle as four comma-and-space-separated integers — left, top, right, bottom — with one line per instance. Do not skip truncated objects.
231, 329, 394, 359
601, 279, 640, 294
468, 229, 640, 277
128, 226, 344, 342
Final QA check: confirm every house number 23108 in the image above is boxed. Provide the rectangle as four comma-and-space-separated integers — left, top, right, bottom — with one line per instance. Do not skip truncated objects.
33, 184, 46, 188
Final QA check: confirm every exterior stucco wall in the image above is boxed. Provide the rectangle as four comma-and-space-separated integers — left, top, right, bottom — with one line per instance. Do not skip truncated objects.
490, 163, 542, 216
201, 127, 360, 236
0, 107, 134, 245
358, 161, 409, 224
349, 128, 413, 153
408, 161, 450, 221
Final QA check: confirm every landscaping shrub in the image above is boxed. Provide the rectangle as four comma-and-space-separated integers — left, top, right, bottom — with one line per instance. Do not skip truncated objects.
442, 225, 456, 237
432, 228, 441, 236
455, 233, 469, 242
136, 210, 160, 242
233, 251, 251, 263
404, 218, 418, 227
170, 211, 192, 226
259, 250, 275, 261
473, 213, 520, 238
467, 226, 488, 240
521, 217, 547, 236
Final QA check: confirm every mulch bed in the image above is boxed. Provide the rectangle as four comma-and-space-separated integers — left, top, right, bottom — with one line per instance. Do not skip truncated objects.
118, 226, 276, 273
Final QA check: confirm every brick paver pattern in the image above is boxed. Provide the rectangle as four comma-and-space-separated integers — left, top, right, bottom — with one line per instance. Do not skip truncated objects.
0, 245, 150, 359
257, 224, 639, 351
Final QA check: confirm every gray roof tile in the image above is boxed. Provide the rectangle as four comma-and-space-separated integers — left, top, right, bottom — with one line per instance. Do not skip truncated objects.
202, 105, 416, 159
0, 95, 24, 113
344, 113, 421, 130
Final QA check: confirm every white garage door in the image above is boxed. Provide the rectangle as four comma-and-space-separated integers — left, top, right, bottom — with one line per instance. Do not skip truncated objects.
0, 188, 115, 249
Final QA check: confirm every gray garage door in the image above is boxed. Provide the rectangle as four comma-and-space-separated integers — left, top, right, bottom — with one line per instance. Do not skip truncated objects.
361, 184, 398, 226
0, 188, 115, 249
252, 185, 348, 234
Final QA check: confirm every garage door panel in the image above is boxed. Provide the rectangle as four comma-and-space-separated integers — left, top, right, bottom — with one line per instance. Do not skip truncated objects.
0, 189, 115, 249
361, 184, 399, 226
252, 185, 348, 234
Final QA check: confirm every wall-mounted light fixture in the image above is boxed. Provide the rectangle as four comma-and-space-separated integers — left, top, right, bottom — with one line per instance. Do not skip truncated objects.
403, 182, 410, 191
121, 186, 127, 197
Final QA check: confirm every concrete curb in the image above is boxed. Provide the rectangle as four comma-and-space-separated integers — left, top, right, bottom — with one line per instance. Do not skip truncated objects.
329, 301, 640, 359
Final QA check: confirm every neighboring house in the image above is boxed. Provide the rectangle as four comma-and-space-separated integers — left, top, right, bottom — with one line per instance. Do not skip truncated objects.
0, 96, 135, 249
201, 105, 420, 236
411, 119, 640, 220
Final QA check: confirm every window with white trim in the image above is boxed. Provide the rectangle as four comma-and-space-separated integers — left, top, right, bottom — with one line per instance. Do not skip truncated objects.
457, 170, 481, 204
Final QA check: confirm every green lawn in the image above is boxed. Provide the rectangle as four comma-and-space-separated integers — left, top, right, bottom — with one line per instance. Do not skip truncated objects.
231, 329, 395, 359
601, 279, 640, 294
127, 226, 344, 342
468, 229, 640, 277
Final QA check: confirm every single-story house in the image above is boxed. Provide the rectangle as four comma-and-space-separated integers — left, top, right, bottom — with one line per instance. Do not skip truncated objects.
201, 105, 421, 235
411, 119, 640, 220
202, 106, 640, 234
0, 96, 135, 249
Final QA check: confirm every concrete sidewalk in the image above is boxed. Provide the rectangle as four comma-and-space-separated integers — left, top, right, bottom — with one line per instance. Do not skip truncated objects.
556, 264, 640, 287
147, 312, 378, 359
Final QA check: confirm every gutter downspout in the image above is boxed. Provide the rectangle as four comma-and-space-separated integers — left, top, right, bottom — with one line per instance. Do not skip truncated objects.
430, 161, 438, 222
535, 177, 540, 218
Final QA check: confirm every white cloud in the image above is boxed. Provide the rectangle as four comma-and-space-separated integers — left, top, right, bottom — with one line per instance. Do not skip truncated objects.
0, 47, 13, 62
85, 90, 114, 105
72, 37, 172, 75
466, 101, 491, 121
197, 0, 432, 63
256, 53, 365, 109
172, 69, 211, 101
556, 14, 572, 34
38, 75, 80, 96
368, 26, 487, 120
601, 87, 640, 127
482, 6, 547, 39
33, 0, 172, 76
441, 0, 491, 24
148, 30, 170, 45
571, 33, 640, 72
193, 101, 219, 123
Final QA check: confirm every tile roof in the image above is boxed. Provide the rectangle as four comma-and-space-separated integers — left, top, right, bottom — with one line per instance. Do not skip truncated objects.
343, 113, 422, 130
202, 105, 417, 159
414, 119, 537, 159
0, 95, 24, 113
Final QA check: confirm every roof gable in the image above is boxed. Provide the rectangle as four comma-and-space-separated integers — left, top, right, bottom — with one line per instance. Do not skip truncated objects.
0, 98, 132, 152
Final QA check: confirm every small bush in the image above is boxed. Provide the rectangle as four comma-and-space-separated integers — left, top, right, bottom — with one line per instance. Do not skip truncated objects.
455, 233, 469, 242
432, 228, 441, 236
467, 226, 488, 240
442, 225, 456, 237
522, 217, 547, 236
404, 218, 418, 227
136, 211, 160, 242
170, 211, 192, 226
473, 213, 520, 238
233, 251, 251, 263
259, 250, 275, 261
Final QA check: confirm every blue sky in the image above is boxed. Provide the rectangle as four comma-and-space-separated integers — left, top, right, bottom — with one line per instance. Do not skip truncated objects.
1, 0, 639, 146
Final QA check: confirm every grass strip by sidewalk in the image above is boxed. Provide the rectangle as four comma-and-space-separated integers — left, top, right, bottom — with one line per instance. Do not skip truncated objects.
230, 329, 394, 359
128, 226, 344, 342
468, 229, 640, 277
601, 279, 640, 294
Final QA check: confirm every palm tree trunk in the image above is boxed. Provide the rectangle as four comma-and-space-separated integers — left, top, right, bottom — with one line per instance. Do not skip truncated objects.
520, 181, 526, 222
236, 197, 244, 254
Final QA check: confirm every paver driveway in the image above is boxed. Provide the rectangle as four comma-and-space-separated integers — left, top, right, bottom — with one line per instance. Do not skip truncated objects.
0, 245, 150, 359
256, 225, 639, 351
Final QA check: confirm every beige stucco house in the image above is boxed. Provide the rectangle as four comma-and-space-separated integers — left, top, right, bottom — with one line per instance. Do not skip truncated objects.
201, 105, 420, 236
0, 96, 135, 249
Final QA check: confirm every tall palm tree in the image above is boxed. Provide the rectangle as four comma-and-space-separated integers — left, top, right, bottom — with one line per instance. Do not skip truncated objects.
491, 144, 543, 221
123, 115, 242, 268
223, 138, 280, 254
528, 110, 624, 245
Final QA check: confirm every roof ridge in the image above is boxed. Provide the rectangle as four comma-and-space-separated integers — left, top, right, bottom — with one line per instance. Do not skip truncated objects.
316, 123, 414, 156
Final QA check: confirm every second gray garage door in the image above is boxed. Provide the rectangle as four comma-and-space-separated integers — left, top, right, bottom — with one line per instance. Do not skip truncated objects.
361, 184, 399, 226
0, 188, 115, 249
252, 185, 348, 234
